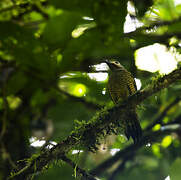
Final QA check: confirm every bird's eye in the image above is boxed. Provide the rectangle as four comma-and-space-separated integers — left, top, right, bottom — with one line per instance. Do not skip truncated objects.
115, 61, 119, 64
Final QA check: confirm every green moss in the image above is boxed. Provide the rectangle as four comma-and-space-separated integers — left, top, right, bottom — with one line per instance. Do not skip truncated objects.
69, 104, 125, 152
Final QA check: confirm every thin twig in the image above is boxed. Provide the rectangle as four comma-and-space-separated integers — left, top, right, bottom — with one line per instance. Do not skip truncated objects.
145, 97, 181, 131
0, 5, 17, 13
1, 143, 17, 169
61, 155, 98, 180
56, 86, 103, 110
108, 154, 134, 180
0, 70, 9, 140
125, 16, 181, 35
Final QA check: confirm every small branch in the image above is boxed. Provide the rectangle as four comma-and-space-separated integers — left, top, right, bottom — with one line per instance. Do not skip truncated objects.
9, 67, 181, 178
56, 87, 103, 110
125, 16, 181, 35
1, 142, 17, 169
146, 16, 181, 30
108, 154, 134, 180
145, 97, 181, 131
168, 114, 181, 125
0, 92, 8, 139
0, 5, 17, 14
31, 3, 49, 19
123, 16, 181, 49
21, 20, 46, 28
0, 68, 9, 140
61, 155, 98, 180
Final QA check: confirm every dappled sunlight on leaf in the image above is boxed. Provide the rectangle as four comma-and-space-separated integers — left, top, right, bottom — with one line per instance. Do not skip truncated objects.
152, 124, 161, 131
161, 135, 172, 148
7, 95, 21, 109
152, 143, 162, 158
73, 83, 86, 97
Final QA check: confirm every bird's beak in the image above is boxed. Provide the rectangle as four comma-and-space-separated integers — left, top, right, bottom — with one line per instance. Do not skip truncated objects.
102, 60, 112, 69
102, 59, 110, 65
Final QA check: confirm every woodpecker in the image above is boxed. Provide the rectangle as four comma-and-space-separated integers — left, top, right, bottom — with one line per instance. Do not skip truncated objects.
104, 60, 142, 143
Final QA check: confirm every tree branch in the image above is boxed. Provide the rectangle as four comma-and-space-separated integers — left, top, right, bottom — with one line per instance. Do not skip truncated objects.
9, 67, 181, 179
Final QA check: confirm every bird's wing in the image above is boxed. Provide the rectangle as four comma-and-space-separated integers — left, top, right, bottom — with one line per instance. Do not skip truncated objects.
126, 72, 137, 96
107, 84, 120, 104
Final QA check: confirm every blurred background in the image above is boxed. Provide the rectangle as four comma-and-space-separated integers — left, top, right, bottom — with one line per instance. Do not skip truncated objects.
0, 0, 181, 179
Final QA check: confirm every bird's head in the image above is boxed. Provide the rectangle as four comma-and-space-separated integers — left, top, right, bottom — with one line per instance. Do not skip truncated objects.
103, 60, 125, 71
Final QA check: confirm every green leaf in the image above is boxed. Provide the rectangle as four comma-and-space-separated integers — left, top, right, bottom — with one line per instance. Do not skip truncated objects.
161, 135, 172, 148
59, 72, 108, 102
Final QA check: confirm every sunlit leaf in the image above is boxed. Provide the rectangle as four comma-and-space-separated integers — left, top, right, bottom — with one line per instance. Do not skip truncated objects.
152, 144, 162, 157
152, 124, 161, 131
73, 83, 86, 97
161, 135, 172, 148
7, 95, 21, 109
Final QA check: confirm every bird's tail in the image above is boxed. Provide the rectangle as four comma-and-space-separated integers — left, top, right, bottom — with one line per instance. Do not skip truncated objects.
124, 110, 142, 144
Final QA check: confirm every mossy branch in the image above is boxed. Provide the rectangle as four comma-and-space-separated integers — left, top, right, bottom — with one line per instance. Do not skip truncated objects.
9, 67, 181, 179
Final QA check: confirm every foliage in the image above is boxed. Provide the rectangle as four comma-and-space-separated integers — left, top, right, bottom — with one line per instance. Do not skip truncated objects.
0, 0, 181, 180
